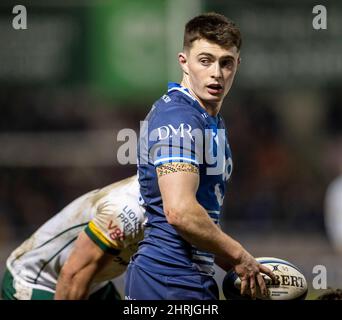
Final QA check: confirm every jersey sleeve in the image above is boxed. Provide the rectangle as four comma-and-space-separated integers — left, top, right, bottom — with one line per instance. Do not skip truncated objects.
147, 105, 205, 172
84, 194, 145, 254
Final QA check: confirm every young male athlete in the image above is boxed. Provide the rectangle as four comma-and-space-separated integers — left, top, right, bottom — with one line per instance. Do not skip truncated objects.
125, 13, 275, 300
1, 175, 146, 300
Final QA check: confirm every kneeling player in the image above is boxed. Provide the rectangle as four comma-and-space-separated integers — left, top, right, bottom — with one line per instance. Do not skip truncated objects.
1, 176, 145, 300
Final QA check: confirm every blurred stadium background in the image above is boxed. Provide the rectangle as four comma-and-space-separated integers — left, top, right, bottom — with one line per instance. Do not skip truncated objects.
1, 0, 342, 299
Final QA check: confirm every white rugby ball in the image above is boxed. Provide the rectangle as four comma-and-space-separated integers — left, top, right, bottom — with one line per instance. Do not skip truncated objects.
222, 257, 308, 300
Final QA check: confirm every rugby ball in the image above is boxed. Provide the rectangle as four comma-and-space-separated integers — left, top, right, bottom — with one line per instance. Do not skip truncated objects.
222, 257, 308, 300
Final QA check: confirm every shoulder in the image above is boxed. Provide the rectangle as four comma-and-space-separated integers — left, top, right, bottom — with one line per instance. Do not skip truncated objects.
85, 177, 145, 251
156, 92, 199, 113
92, 177, 143, 221
91, 178, 144, 231
150, 100, 205, 131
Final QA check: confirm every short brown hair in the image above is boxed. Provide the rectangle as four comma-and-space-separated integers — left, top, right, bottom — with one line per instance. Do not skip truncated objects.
183, 12, 241, 51
317, 289, 342, 300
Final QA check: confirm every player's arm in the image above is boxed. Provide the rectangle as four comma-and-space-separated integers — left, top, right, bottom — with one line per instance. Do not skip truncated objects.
159, 171, 242, 265
55, 231, 112, 300
158, 170, 275, 299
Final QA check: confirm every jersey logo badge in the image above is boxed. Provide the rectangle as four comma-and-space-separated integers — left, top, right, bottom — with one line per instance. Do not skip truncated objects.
157, 123, 193, 141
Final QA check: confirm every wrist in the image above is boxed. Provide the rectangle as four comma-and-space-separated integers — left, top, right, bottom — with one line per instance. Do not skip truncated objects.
227, 242, 245, 265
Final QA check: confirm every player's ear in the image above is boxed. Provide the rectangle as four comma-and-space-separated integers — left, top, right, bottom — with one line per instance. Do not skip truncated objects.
237, 56, 241, 67
178, 52, 189, 75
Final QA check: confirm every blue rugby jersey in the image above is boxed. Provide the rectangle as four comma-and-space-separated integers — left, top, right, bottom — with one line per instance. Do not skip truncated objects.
135, 82, 233, 276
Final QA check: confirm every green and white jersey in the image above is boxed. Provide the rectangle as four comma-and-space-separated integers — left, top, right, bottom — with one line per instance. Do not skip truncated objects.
6, 176, 145, 297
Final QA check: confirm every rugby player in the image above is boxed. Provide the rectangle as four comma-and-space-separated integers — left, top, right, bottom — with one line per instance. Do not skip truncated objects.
125, 13, 275, 300
325, 174, 342, 254
1, 175, 146, 300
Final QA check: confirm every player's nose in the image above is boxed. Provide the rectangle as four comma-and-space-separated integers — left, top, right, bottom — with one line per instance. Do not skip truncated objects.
211, 61, 222, 79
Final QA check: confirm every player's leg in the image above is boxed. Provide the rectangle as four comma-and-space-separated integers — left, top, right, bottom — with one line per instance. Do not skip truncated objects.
1, 269, 16, 300
125, 262, 218, 300
125, 263, 167, 300
89, 281, 121, 300
165, 274, 219, 300
30, 289, 54, 299
1, 269, 54, 300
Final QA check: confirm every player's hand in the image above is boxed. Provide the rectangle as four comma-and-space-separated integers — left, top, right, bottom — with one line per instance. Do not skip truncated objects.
233, 250, 276, 300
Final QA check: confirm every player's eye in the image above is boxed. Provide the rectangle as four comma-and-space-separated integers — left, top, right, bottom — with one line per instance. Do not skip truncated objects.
199, 59, 211, 66
221, 59, 234, 69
